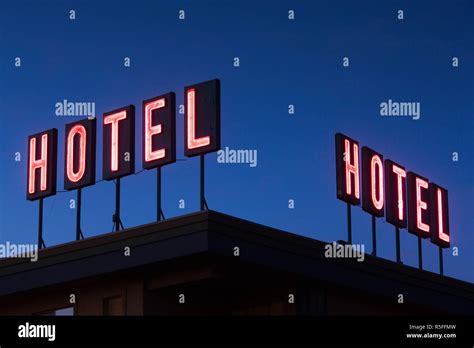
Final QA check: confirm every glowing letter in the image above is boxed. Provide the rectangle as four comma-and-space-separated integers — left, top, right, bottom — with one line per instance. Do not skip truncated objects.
344, 139, 360, 198
436, 188, 450, 243
28, 134, 48, 194
144, 98, 166, 162
415, 177, 430, 233
370, 155, 384, 210
104, 110, 127, 171
187, 89, 210, 149
392, 165, 406, 221
66, 125, 87, 182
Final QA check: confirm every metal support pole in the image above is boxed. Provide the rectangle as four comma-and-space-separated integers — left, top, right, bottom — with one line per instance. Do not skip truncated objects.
157, 167, 165, 221
38, 198, 45, 249
371, 215, 376, 256
113, 178, 124, 231
439, 246, 444, 276
76, 188, 84, 240
157, 167, 161, 221
395, 226, 401, 263
115, 178, 120, 231
347, 203, 352, 244
200, 155, 208, 211
417, 236, 423, 270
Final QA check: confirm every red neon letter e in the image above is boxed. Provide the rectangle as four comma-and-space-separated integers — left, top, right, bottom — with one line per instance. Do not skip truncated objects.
187, 89, 210, 150
28, 134, 48, 194
144, 98, 166, 162
415, 177, 430, 233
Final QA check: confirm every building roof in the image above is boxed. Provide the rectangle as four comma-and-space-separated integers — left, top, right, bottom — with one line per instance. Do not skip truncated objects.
1, 210, 473, 314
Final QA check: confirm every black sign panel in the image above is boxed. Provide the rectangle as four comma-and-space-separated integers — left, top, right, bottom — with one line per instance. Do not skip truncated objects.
407, 172, 431, 238
429, 183, 450, 248
184, 79, 220, 157
103, 105, 135, 180
335, 133, 360, 205
64, 118, 96, 190
142, 93, 176, 169
26, 128, 58, 201
384, 159, 407, 228
361, 146, 384, 217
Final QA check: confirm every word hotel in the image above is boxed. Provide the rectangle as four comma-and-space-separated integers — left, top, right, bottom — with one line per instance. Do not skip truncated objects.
26, 79, 221, 199
335, 133, 450, 249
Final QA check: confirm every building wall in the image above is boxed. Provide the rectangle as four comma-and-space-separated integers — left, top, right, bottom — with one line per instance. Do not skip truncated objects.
0, 273, 145, 315
0, 255, 459, 316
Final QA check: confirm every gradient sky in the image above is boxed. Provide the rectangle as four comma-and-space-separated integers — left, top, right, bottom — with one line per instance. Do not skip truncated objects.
1, 0, 473, 283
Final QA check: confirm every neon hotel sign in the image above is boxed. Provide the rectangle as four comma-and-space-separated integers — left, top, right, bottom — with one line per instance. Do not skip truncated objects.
25, 79, 450, 250
26, 78, 220, 197
335, 133, 450, 248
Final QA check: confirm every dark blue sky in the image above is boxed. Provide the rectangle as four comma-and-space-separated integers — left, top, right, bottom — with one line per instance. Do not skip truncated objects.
1, 0, 473, 282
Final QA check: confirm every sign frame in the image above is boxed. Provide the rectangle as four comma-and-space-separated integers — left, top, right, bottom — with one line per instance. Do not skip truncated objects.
384, 159, 408, 229
335, 133, 361, 206
429, 183, 450, 248
102, 105, 135, 181
361, 146, 384, 217
184, 79, 221, 157
26, 128, 58, 201
142, 92, 176, 170
407, 171, 431, 238
63, 118, 97, 191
